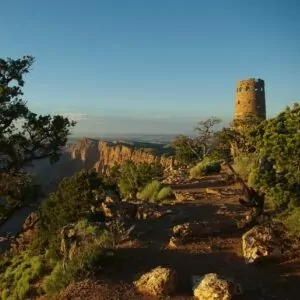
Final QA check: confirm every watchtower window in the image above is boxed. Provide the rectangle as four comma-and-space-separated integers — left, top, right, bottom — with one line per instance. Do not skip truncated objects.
239, 87, 242, 92
245, 86, 249, 91
237, 101, 240, 104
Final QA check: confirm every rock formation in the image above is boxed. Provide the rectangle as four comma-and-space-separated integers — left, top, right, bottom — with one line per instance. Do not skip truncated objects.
95, 141, 175, 174
242, 222, 286, 264
193, 273, 242, 300
70, 138, 99, 169
134, 266, 177, 297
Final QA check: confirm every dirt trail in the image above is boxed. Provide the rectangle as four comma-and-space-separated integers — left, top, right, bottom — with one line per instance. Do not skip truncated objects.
64, 174, 299, 300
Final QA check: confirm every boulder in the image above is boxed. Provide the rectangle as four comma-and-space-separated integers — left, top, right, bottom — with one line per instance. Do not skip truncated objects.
136, 203, 163, 220
22, 212, 39, 231
242, 222, 285, 264
134, 266, 177, 297
169, 221, 223, 247
101, 202, 137, 219
101, 202, 115, 218
193, 273, 242, 300
174, 191, 194, 202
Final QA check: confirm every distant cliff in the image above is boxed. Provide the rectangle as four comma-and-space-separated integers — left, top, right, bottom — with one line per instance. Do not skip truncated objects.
70, 138, 99, 169
95, 141, 175, 174
69, 138, 175, 174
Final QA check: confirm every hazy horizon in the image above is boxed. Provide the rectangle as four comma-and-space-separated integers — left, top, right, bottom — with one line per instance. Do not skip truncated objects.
1, 0, 299, 136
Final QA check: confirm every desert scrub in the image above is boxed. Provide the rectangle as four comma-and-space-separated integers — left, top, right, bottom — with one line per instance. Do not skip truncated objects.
233, 154, 258, 182
137, 180, 174, 203
277, 208, 300, 237
189, 158, 221, 178
0, 251, 44, 300
42, 244, 114, 296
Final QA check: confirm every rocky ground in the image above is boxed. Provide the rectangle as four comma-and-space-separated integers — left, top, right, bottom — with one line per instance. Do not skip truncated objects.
54, 172, 300, 300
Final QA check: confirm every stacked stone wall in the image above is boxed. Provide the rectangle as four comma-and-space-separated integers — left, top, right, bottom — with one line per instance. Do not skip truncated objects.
234, 78, 266, 120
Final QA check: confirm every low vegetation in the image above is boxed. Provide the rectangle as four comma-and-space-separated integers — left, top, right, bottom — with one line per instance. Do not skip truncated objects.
137, 180, 174, 203
190, 158, 221, 178
0, 251, 44, 299
114, 160, 163, 199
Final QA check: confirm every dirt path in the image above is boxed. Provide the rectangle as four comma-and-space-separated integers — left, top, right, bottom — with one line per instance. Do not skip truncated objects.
60, 175, 299, 300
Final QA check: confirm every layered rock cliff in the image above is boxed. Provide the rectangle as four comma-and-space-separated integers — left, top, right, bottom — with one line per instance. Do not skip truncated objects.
68, 138, 175, 174
70, 138, 99, 169
95, 141, 175, 174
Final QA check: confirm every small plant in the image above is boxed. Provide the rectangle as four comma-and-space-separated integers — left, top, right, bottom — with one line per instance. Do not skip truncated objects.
282, 208, 300, 237
137, 180, 174, 203
189, 158, 221, 178
233, 154, 258, 182
0, 251, 44, 300
157, 187, 174, 201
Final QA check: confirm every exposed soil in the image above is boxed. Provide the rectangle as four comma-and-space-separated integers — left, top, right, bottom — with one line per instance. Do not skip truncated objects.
57, 173, 300, 300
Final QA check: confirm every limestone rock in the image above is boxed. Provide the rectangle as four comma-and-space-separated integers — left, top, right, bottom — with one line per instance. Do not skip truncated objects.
174, 191, 194, 202
170, 221, 223, 246
105, 193, 120, 203
11, 212, 39, 253
95, 141, 175, 174
136, 203, 163, 220
242, 222, 285, 264
101, 202, 115, 218
193, 273, 242, 300
101, 202, 137, 219
22, 212, 39, 231
134, 266, 177, 297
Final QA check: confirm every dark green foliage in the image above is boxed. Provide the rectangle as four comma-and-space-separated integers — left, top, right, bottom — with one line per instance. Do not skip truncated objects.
281, 208, 300, 237
190, 158, 221, 178
36, 169, 104, 252
0, 251, 44, 300
137, 180, 174, 203
0, 56, 76, 174
248, 103, 300, 209
42, 220, 115, 296
195, 116, 222, 157
171, 135, 202, 165
116, 160, 163, 199
0, 56, 75, 220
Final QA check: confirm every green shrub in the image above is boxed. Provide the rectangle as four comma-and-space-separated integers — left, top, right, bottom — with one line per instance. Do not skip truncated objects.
233, 154, 258, 182
137, 180, 174, 203
247, 103, 300, 209
282, 208, 300, 237
35, 169, 104, 253
117, 160, 163, 199
42, 262, 70, 296
42, 244, 112, 296
190, 158, 221, 178
0, 251, 44, 300
137, 180, 161, 202
157, 186, 174, 201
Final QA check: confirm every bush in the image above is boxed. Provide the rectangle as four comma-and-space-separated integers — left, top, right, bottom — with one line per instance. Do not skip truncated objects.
233, 154, 258, 182
42, 243, 113, 296
137, 180, 174, 203
190, 158, 221, 178
247, 103, 300, 209
0, 251, 44, 299
116, 160, 163, 199
35, 169, 104, 253
282, 208, 300, 237
157, 186, 174, 201
137, 180, 161, 202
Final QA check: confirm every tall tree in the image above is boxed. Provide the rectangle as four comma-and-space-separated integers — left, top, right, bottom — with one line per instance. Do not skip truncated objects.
195, 116, 221, 156
0, 56, 76, 175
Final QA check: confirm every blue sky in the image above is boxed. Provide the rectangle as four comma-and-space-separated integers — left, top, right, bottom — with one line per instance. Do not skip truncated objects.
1, 0, 299, 136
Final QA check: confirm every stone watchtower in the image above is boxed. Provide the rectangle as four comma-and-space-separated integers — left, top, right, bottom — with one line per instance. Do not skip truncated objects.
234, 78, 266, 121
